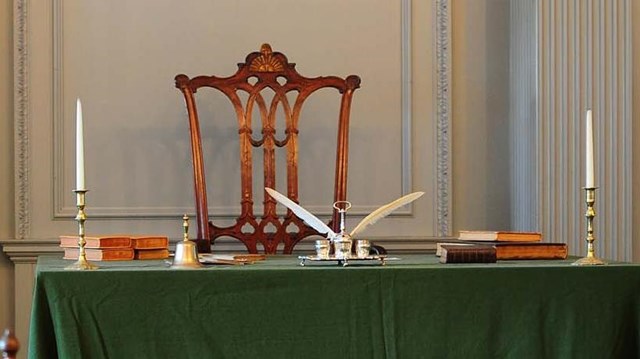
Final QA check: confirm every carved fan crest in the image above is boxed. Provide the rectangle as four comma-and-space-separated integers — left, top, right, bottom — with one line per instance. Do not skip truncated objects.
249, 44, 284, 72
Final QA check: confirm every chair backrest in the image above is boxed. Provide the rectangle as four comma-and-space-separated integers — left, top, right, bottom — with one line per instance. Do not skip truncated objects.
0, 329, 19, 359
175, 43, 360, 254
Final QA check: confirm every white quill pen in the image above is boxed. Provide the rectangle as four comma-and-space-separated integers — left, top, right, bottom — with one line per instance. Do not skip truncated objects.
349, 191, 425, 238
265, 187, 336, 238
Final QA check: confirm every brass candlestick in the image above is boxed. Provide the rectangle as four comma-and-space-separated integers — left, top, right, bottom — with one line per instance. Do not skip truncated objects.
573, 187, 606, 266
65, 189, 98, 270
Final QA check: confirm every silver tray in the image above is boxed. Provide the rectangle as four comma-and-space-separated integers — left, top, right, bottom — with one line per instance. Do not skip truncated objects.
298, 255, 387, 267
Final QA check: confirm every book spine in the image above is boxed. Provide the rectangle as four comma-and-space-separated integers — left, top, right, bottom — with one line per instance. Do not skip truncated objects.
59, 237, 131, 249
131, 238, 169, 249
134, 249, 170, 260
440, 247, 497, 263
496, 249, 568, 260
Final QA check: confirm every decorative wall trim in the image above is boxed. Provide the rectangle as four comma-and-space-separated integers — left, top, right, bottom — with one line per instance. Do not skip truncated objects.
51, 205, 414, 219
14, 0, 29, 240
47, 0, 423, 220
435, 0, 452, 236
536, 0, 632, 261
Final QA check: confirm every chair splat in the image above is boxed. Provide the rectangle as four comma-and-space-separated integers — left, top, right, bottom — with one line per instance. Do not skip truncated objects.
175, 43, 360, 254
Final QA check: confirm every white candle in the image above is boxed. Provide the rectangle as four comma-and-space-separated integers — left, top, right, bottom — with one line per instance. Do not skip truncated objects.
585, 109, 594, 188
76, 99, 85, 190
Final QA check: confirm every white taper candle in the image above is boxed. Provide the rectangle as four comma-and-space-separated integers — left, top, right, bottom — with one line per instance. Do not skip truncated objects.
76, 99, 85, 190
585, 109, 594, 188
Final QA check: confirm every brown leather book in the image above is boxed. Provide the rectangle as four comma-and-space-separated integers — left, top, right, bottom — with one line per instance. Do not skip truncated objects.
437, 242, 568, 260
131, 236, 169, 250
63, 248, 134, 261
134, 248, 170, 260
59, 235, 131, 249
439, 245, 497, 263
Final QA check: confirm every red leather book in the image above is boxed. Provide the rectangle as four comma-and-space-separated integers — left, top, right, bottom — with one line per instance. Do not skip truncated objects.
131, 236, 169, 250
63, 248, 134, 261
134, 248, 170, 260
59, 235, 131, 249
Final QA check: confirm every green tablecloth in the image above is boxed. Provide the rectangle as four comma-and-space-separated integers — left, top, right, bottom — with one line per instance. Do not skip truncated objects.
29, 255, 640, 359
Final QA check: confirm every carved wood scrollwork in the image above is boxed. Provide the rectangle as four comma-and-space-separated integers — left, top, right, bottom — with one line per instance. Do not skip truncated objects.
175, 44, 361, 253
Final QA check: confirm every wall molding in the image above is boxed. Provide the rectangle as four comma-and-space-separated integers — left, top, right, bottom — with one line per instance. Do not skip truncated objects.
46, 0, 428, 220
14, 0, 29, 239
435, 0, 452, 236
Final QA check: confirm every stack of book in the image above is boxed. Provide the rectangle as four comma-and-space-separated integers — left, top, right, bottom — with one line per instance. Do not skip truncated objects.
131, 236, 170, 260
437, 230, 568, 263
60, 234, 170, 261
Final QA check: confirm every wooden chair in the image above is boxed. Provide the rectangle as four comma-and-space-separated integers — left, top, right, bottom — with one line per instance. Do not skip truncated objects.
0, 329, 19, 359
175, 43, 360, 254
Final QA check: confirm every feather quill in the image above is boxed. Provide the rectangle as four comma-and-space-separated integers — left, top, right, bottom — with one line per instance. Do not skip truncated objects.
349, 191, 425, 238
265, 187, 336, 238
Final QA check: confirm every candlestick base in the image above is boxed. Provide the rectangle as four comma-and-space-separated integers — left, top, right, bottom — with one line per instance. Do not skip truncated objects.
65, 258, 99, 270
572, 255, 606, 266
